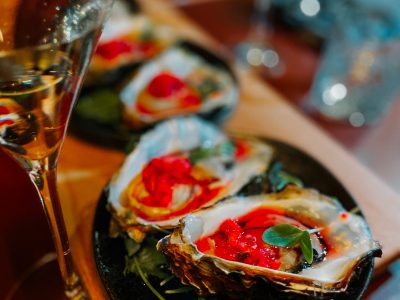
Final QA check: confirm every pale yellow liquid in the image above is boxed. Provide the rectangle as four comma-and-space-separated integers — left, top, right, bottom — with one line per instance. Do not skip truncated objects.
1, 46, 80, 160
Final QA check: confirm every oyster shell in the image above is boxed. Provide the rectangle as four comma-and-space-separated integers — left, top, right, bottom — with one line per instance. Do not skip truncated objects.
108, 117, 273, 241
120, 42, 238, 128
157, 186, 381, 299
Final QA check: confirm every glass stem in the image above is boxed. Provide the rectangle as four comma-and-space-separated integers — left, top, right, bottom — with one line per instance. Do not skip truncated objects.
26, 157, 86, 300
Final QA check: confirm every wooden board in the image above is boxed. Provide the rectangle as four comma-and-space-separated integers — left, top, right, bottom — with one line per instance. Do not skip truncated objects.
57, 0, 400, 297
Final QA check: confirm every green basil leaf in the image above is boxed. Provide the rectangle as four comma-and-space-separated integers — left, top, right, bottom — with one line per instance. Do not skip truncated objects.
189, 147, 214, 164
300, 231, 313, 264
262, 224, 303, 247
263, 224, 316, 265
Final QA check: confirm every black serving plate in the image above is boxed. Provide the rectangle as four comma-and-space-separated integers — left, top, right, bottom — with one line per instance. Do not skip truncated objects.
70, 40, 238, 150
93, 138, 376, 300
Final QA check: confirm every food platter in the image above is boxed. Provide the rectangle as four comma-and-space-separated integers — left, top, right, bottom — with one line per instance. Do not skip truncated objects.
84, 3, 379, 298
92, 137, 376, 300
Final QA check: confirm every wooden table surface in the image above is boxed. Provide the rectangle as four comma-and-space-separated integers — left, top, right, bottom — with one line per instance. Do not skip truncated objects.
2, 0, 400, 298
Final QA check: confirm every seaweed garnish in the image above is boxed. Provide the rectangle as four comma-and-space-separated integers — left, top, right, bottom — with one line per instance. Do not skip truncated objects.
121, 232, 199, 299
75, 89, 123, 125
238, 161, 303, 196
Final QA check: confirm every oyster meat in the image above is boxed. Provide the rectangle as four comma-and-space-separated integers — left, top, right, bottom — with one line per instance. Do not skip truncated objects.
108, 117, 273, 241
157, 186, 381, 299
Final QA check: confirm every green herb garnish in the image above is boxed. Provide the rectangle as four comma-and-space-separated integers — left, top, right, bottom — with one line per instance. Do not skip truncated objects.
196, 77, 220, 99
124, 236, 169, 279
165, 286, 195, 294
262, 224, 320, 264
267, 161, 303, 192
189, 141, 235, 164
133, 256, 166, 300
75, 89, 122, 125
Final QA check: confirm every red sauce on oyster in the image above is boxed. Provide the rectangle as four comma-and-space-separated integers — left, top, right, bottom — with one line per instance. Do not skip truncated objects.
95, 39, 157, 61
135, 72, 201, 117
233, 139, 251, 161
147, 72, 186, 98
96, 39, 135, 60
141, 155, 207, 207
128, 154, 223, 221
195, 208, 313, 270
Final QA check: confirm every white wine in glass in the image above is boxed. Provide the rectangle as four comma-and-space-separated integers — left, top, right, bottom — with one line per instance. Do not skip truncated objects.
0, 0, 114, 298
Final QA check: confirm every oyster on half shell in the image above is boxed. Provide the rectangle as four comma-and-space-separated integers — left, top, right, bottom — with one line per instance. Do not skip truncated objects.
157, 186, 381, 299
108, 117, 273, 241
120, 43, 238, 129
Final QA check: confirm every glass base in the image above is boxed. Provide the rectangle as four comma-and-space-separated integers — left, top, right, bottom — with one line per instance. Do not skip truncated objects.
6, 253, 67, 300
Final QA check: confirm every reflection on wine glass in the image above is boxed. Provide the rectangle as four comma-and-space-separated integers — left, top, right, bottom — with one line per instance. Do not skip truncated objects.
235, 0, 284, 77
0, 0, 113, 299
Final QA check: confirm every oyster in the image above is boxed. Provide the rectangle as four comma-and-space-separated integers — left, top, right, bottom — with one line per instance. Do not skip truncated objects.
157, 186, 381, 299
120, 42, 238, 128
108, 117, 273, 241
87, 2, 176, 84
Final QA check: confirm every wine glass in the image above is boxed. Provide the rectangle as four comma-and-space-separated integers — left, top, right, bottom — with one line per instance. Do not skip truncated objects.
235, 0, 284, 77
0, 0, 113, 298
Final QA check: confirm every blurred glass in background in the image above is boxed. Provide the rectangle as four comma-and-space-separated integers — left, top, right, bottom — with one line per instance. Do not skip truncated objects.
273, 0, 400, 126
235, 0, 285, 77
171, 0, 400, 127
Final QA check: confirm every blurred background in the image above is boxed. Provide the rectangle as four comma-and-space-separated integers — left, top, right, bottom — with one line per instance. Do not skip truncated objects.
166, 0, 400, 195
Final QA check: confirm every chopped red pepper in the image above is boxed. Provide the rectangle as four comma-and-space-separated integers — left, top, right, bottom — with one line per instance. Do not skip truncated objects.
130, 153, 223, 220
195, 209, 288, 270
195, 237, 212, 253
137, 154, 220, 210
141, 155, 194, 207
